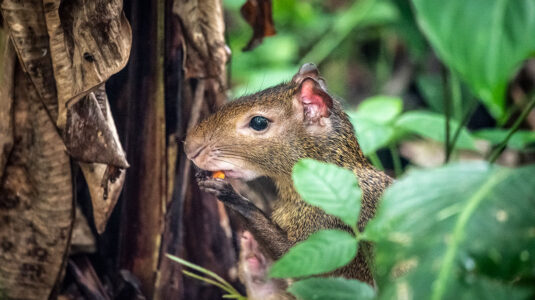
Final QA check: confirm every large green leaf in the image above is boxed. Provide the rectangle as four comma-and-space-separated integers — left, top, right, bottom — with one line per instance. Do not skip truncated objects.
365, 162, 535, 299
269, 230, 357, 278
293, 159, 362, 228
395, 111, 476, 150
474, 129, 535, 150
411, 0, 535, 119
288, 277, 375, 300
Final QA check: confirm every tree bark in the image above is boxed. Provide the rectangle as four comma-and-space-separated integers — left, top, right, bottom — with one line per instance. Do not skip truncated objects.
115, 0, 238, 298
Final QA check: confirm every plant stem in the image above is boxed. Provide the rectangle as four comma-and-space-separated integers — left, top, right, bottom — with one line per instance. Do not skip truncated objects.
389, 144, 402, 177
450, 73, 462, 121
368, 152, 384, 170
447, 95, 479, 156
443, 70, 452, 163
488, 94, 535, 163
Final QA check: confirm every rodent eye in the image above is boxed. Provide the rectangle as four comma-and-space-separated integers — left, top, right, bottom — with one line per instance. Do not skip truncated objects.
249, 116, 269, 131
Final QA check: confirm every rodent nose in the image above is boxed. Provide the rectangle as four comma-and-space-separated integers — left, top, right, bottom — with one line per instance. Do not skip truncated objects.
184, 138, 206, 160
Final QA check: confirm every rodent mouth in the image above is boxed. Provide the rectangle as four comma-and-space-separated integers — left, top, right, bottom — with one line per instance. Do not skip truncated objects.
195, 167, 243, 180
192, 159, 261, 181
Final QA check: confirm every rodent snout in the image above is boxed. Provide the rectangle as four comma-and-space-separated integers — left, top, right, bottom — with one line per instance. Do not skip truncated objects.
184, 138, 206, 160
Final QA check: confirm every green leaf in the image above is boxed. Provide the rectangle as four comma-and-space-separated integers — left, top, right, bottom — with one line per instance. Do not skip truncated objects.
288, 277, 375, 300
356, 95, 403, 124
474, 129, 535, 150
349, 114, 394, 155
395, 111, 476, 150
365, 162, 535, 299
293, 159, 362, 228
411, 0, 535, 119
270, 230, 357, 278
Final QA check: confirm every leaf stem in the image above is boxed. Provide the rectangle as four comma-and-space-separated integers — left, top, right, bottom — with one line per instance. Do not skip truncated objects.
446, 95, 479, 156
368, 152, 384, 170
444, 70, 461, 163
389, 144, 402, 177
488, 94, 535, 163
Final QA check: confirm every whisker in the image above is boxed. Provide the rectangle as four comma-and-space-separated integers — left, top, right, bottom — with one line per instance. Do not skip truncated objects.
212, 157, 241, 168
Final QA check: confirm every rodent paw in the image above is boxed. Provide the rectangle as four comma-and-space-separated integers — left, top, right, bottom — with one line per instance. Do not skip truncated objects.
197, 177, 237, 200
194, 169, 211, 180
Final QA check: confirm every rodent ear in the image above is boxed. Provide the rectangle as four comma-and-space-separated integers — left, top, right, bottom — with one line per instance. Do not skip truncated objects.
296, 78, 333, 124
292, 63, 328, 91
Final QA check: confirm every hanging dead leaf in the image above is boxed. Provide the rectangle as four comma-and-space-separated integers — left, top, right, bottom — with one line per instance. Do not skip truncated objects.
43, 0, 132, 129
64, 85, 129, 168
1, 0, 62, 120
172, 0, 230, 87
1, 0, 130, 236
69, 86, 128, 234
0, 63, 74, 300
240, 0, 276, 51
80, 162, 126, 234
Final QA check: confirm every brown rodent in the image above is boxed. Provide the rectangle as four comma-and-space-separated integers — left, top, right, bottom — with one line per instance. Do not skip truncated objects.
185, 63, 393, 290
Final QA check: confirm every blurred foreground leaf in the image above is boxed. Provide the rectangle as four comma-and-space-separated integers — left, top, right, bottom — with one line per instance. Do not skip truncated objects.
365, 162, 535, 299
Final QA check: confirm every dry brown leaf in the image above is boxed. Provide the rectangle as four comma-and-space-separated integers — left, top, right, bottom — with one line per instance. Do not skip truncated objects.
43, 0, 132, 129
80, 163, 126, 234
0, 63, 74, 300
240, 0, 276, 51
71, 205, 97, 254
173, 0, 229, 86
64, 85, 129, 168
1, 0, 62, 120
74, 86, 127, 234
1, 0, 130, 236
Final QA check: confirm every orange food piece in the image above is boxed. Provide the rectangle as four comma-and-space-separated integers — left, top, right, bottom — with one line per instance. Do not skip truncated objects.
212, 171, 225, 179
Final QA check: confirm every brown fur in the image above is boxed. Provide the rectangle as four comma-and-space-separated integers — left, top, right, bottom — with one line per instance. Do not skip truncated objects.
185, 64, 393, 289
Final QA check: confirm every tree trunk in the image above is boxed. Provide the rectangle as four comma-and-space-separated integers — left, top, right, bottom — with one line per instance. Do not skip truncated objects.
114, 0, 238, 298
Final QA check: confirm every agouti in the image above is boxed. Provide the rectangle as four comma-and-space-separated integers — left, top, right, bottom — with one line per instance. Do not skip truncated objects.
185, 63, 393, 296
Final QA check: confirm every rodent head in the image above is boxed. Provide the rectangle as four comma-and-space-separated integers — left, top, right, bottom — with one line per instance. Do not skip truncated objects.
184, 63, 367, 181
